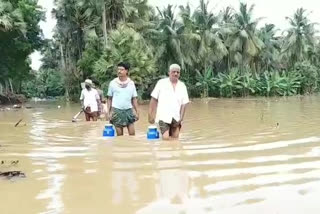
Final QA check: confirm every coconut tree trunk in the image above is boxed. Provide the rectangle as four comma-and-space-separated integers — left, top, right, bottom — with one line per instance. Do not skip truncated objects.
60, 43, 66, 71
102, 3, 108, 49
227, 54, 231, 72
60, 43, 70, 101
9, 79, 14, 94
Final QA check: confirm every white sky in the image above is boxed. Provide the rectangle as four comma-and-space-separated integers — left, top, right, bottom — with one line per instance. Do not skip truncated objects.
30, 0, 320, 70
30, 0, 55, 70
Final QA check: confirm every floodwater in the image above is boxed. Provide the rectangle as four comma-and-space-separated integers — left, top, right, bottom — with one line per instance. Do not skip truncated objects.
0, 96, 320, 214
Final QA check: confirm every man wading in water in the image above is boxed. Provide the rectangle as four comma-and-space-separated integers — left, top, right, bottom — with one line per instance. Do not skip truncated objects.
148, 64, 189, 140
80, 79, 100, 121
107, 62, 139, 136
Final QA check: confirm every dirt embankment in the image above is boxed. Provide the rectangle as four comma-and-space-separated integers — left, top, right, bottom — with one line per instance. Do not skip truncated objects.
0, 94, 27, 105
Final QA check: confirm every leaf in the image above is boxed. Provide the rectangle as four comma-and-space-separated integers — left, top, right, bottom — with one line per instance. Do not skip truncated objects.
240, 29, 248, 39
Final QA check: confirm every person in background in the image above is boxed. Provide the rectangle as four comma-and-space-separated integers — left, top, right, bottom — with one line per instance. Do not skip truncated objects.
107, 62, 139, 136
93, 79, 104, 119
100, 100, 109, 121
80, 79, 100, 121
148, 64, 189, 140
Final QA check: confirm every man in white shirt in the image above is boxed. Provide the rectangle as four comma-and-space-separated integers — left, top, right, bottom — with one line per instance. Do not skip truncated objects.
148, 64, 189, 140
80, 79, 100, 121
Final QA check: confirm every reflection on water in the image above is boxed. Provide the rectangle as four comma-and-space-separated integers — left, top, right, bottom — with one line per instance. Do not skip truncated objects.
112, 145, 139, 204
137, 143, 192, 214
0, 96, 320, 214
31, 111, 65, 214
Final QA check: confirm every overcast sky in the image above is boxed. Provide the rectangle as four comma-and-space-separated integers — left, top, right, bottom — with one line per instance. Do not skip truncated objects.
30, 0, 320, 70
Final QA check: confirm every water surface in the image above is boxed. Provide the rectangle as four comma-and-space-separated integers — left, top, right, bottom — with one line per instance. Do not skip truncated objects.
1, 96, 320, 214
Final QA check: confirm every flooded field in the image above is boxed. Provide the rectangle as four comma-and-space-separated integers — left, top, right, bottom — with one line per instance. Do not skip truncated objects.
0, 96, 320, 214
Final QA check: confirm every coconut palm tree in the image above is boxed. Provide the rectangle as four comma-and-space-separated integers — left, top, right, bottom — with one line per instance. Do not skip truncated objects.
219, 6, 235, 25
0, 1, 26, 33
257, 24, 281, 71
282, 8, 317, 67
146, 5, 185, 73
77, 0, 151, 48
224, 3, 264, 71
178, 4, 200, 69
191, 0, 228, 73
94, 25, 157, 96
53, 0, 91, 100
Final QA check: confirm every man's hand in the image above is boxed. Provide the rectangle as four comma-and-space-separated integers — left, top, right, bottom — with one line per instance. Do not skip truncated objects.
148, 97, 157, 124
148, 114, 155, 124
134, 111, 139, 121
107, 111, 113, 121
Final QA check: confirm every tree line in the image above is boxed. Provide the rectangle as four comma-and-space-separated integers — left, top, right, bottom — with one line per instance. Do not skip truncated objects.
1, 0, 320, 101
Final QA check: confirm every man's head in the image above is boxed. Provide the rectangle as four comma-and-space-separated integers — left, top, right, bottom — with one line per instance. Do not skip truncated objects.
92, 79, 100, 89
117, 62, 130, 78
168, 64, 181, 82
85, 79, 93, 89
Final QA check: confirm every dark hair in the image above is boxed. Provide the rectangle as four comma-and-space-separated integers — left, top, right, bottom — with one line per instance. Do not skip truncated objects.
117, 62, 130, 70
92, 79, 100, 87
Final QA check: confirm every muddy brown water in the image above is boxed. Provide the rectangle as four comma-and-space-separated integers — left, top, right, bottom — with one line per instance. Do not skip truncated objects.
0, 96, 320, 214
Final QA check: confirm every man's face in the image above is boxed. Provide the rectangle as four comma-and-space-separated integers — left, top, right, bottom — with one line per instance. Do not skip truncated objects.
85, 83, 91, 89
169, 69, 181, 81
117, 66, 128, 77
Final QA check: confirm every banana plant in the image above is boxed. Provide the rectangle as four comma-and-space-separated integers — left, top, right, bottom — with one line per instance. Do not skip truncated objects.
260, 71, 285, 96
216, 68, 243, 97
195, 68, 216, 97
241, 71, 260, 96
277, 71, 302, 96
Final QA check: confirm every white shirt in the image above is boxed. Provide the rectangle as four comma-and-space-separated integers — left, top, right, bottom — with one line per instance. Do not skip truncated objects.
151, 78, 189, 123
80, 88, 99, 112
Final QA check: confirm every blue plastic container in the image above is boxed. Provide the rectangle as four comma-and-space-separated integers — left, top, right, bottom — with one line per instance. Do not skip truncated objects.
147, 125, 160, 140
103, 124, 115, 137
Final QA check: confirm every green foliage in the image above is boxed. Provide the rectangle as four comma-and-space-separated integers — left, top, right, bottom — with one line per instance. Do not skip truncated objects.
293, 61, 318, 94
260, 71, 283, 96
149, 5, 185, 73
278, 71, 302, 96
241, 70, 261, 96
195, 68, 216, 98
216, 69, 243, 97
11, 0, 320, 100
0, 0, 44, 95
257, 24, 281, 71
223, 3, 264, 70
282, 8, 316, 67
94, 25, 157, 98
190, 68, 311, 97
21, 68, 64, 98
78, 38, 102, 79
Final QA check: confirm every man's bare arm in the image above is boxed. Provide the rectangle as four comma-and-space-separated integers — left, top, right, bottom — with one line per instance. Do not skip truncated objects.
107, 97, 112, 120
180, 103, 188, 123
132, 97, 139, 120
148, 97, 158, 124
